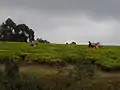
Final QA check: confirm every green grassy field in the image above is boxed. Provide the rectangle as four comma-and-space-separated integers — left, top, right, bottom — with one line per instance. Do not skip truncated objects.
0, 42, 120, 69
0, 42, 120, 90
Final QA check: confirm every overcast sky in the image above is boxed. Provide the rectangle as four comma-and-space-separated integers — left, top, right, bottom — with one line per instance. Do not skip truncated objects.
0, 0, 120, 45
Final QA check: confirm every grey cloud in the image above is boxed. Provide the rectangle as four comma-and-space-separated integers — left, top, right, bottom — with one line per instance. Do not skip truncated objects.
1, 0, 120, 18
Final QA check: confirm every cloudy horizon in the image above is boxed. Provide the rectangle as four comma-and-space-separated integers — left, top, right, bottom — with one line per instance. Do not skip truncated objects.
0, 0, 120, 45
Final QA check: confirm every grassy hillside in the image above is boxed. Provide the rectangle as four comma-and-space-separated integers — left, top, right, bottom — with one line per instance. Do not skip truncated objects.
0, 42, 120, 69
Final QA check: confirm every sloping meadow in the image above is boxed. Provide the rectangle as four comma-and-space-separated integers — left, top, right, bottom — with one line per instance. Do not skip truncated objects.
0, 42, 120, 70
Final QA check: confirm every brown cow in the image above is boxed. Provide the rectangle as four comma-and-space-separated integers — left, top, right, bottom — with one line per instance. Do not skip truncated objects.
88, 41, 100, 49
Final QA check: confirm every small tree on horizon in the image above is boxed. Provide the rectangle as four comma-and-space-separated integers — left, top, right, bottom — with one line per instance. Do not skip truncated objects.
36, 38, 50, 43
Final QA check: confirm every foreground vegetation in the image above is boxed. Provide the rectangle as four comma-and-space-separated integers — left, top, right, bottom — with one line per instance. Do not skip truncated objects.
1, 57, 120, 90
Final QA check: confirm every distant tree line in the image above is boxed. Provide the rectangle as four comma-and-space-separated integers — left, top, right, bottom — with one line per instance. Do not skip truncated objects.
70, 42, 77, 44
0, 18, 35, 42
36, 38, 50, 43
66, 41, 77, 45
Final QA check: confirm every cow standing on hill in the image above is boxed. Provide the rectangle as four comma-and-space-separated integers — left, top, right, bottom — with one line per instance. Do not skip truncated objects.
88, 41, 100, 49
30, 39, 38, 47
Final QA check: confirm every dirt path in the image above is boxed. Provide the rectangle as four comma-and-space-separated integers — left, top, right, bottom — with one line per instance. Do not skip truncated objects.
97, 70, 120, 78
19, 65, 120, 78
1, 64, 120, 79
